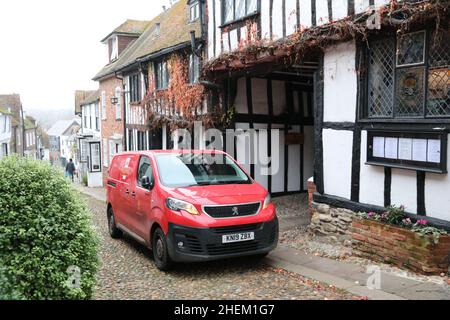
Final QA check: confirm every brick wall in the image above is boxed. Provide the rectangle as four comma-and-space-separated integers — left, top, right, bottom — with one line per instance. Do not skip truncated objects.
307, 180, 316, 215
351, 218, 450, 275
100, 75, 124, 184
118, 36, 137, 56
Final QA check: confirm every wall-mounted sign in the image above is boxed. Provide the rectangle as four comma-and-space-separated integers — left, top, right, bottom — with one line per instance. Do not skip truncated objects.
367, 130, 447, 173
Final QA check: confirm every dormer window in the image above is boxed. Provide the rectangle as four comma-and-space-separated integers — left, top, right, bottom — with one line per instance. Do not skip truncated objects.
110, 36, 118, 61
190, 1, 200, 22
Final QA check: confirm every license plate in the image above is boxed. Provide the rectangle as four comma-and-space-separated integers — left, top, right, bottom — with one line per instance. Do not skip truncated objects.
222, 232, 255, 244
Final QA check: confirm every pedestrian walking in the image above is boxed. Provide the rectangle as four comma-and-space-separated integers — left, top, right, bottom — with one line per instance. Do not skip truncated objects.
65, 159, 76, 182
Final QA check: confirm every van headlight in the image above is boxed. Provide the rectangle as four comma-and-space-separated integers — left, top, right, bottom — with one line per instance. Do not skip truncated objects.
263, 194, 272, 210
166, 198, 200, 216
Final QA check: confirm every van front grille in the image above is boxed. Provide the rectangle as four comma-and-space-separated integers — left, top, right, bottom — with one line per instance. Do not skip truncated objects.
203, 202, 261, 218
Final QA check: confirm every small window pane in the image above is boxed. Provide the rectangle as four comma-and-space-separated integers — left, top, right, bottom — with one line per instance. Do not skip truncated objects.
397, 31, 425, 66
247, 0, 257, 13
224, 0, 234, 23
395, 67, 425, 117
367, 38, 396, 118
429, 28, 450, 68
236, 0, 246, 19
427, 67, 450, 117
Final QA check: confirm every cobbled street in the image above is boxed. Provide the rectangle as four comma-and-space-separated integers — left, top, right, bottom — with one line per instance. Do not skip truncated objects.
84, 195, 357, 300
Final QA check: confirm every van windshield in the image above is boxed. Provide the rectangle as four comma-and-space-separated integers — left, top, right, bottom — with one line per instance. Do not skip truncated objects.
155, 153, 251, 188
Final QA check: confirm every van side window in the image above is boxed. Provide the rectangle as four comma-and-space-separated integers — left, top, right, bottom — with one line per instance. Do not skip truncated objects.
137, 156, 153, 188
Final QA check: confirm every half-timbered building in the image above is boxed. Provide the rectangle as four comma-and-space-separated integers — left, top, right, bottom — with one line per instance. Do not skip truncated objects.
203, 0, 450, 228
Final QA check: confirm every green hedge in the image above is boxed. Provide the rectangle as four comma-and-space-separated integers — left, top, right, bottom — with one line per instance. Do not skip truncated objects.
0, 156, 98, 299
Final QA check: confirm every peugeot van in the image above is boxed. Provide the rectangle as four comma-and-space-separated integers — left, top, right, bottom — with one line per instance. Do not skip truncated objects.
106, 150, 278, 270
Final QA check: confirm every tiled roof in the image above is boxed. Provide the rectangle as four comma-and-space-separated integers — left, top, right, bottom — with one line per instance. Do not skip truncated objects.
93, 0, 201, 81
101, 19, 151, 43
75, 90, 97, 114
0, 94, 22, 126
47, 119, 81, 137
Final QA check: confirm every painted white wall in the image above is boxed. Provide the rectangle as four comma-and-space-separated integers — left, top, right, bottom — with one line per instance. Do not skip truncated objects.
214, 0, 222, 55
299, 0, 312, 29
315, 0, 330, 25
253, 123, 269, 190
391, 168, 417, 213
252, 78, 269, 114
323, 41, 357, 123
355, 0, 371, 14
207, 0, 215, 59
272, 80, 286, 116
285, 0, 298, 36
323, 129, 353, 199
359, 130, 385, 207
272, 0, 284, 40
271, 123, 285, 193
303, 125, 314, 190
230, 29, 238, 51
425, 134, 450, 221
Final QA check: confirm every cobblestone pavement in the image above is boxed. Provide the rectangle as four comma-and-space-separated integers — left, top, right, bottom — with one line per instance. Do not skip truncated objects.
84, 195, 357, 300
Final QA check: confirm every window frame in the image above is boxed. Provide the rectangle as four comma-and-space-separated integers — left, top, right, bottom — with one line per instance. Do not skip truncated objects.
155, 60, 170, 90
129, 73, 142, 103
360, 27, 450, 123
136, 155, 154, 190
221, 0, 259, 27
189, 1, 200, 22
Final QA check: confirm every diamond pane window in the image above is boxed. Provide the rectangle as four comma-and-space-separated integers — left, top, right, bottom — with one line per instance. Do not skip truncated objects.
395, 67, 425, 117
427, 28, 450, 117
224, 0, 234, 23
236, 0, 246, 19
367, 38, 396, 118
397, 31, 426, 66
247, 0, 257, 13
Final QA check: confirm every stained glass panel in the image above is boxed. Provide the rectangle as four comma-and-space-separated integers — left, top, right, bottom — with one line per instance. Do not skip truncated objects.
397, 31, 425, 66
395, 67, 425, 117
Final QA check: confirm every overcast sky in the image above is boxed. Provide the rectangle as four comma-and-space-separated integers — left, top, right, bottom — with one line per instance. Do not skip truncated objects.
0, 0, 170, 112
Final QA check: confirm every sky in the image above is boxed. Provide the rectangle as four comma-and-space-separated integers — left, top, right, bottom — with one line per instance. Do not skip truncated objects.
0, 0, 171, 114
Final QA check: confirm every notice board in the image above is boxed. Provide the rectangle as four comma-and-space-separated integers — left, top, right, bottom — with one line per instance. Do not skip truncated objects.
366, 130, 448, 173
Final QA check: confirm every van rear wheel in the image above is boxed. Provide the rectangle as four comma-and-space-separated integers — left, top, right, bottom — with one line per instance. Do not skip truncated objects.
107, 206, 122, 239
152, 228, 173, 271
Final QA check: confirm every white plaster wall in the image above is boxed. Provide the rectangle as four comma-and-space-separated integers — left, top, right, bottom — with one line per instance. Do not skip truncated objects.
359, 130, 385, 207
235, 122, 251, 174
323, 41, 357, 123
303, 125, 314, 190
215, 0, 222, 55
230, 29, 238, 51
88, 172, 103, 188
315, 0, 329, 25
391, 169, 417, 214
323, 129, 353, 199
287, 125, 301, 192
272, 80, 286, 115
332, 0, 348, 21
271, 124, 285, 193
261, 0, 271, 39
252, 78, 269, 114
272, 0, 284, 40
207, 0, 215, 59
355, 0, 371, 14
299, 0, 312, 29
235, 78, 248, 113
285, 0, 298, 36
254, 123, 269, 190
425, 134, 450, 221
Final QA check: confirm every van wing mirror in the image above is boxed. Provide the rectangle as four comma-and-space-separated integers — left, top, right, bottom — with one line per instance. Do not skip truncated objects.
141, 176, 154, 190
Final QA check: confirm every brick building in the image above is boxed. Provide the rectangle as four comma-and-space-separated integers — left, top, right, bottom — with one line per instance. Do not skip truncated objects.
93, 19, 150, 183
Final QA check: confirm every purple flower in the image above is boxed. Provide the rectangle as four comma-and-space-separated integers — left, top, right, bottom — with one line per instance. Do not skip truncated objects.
368, 212, 376, 218
402, 218, 412, 226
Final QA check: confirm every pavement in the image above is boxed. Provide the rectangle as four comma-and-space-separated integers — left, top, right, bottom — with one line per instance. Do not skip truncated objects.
75, 185, 450, 300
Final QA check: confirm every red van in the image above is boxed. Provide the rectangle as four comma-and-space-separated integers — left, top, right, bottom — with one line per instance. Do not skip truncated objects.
106, 150, 278, 270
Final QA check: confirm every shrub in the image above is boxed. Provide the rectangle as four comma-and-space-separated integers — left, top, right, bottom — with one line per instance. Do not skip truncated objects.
0, 156, 98, 299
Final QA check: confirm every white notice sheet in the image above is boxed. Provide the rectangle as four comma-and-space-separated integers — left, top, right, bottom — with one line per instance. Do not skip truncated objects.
427, 139, 441, 163
373, 137, 385, 158
398, 138, 413, 160
412, 139, 427, 162
385, 138, 398, 159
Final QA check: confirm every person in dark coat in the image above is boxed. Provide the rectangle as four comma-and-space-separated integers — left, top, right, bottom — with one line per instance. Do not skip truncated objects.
66, 159, 76, 182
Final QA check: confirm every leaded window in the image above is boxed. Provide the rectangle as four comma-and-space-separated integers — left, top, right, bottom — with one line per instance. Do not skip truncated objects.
367, 28, 450, 119
222, 0, 258, 24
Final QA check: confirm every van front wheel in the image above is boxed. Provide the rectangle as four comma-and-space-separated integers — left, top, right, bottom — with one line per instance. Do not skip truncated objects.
152, 228, 173, 271
107, 207, 122, 239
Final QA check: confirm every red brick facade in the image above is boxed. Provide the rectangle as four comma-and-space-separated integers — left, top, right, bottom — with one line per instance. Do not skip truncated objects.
99, 75, 124, 185
351, 218, 450, 275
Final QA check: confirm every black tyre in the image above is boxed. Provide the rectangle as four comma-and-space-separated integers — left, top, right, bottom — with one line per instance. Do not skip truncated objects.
152, 228, 173, 271
107, 206, 122, 239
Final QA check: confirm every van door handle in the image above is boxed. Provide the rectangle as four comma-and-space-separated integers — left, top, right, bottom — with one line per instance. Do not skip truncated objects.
125, 189, 130, 194
131, 191, 136, 197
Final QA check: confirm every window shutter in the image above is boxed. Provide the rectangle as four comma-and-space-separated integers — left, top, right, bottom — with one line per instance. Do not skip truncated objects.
101, 91, 107, 120
115, 87, 121, 120
103, 138, 109, 167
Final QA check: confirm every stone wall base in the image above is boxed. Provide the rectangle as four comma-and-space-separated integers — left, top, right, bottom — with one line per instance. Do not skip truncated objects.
310, 201, 353, 237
